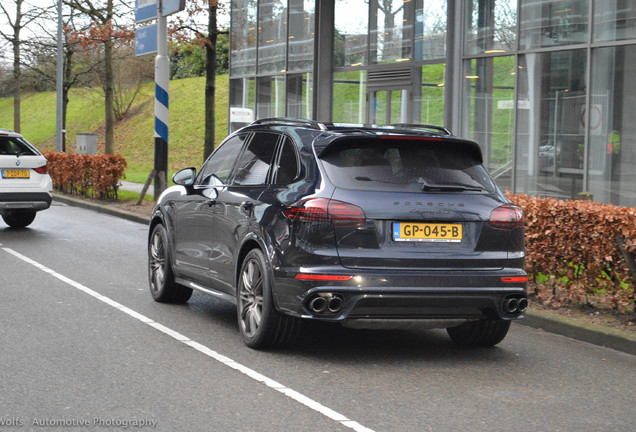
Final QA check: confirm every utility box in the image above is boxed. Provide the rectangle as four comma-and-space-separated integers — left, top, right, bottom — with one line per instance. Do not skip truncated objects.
77, 133, 97, 155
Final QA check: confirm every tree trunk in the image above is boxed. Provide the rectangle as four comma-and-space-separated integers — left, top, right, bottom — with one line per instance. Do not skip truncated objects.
13, 37, 21, 133
104, 37, 114, 154
12, 0, 22, 133
63, 47, 74, 152
103, 0, 115, 154
203, 4, 218, 162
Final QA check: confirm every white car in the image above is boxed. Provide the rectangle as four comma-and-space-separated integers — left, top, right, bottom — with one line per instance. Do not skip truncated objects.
0, 129, 53, 228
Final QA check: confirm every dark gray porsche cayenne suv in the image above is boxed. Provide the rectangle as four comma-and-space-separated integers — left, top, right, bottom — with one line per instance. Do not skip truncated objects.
148, 119, 527, 349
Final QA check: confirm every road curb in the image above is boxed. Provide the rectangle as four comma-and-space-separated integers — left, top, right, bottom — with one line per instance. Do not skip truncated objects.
519, 309, 636, 355
53, 193, 635, 356
53, 194, 150, 226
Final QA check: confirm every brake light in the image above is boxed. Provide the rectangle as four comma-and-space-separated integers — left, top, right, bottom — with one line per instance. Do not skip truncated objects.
381, 136, 442, 142
284, 198, 366, 226
34, 164, 48, 174
295, 274, 353, 281
489, 204, 523, 229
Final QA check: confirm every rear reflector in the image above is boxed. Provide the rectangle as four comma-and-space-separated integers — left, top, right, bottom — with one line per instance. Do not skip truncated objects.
490, 204, 523, 229
295, 274, 353, 281
284, 198, 366, 226
501, 276, 528, 283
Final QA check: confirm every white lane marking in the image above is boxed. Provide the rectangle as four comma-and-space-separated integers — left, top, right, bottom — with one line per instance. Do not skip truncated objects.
1, 246, 375, 432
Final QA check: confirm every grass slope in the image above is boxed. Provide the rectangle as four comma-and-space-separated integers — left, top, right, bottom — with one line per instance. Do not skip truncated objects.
0, 75, 229, 182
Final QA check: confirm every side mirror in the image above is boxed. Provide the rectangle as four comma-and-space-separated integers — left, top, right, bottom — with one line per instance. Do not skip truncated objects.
173, 167, 196, 186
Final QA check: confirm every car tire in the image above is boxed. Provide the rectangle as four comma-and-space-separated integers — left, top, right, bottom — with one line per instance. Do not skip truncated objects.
2, 211, 36, 228
148, 223, 193, 303
237, 249, 300, 349
447, 319, 511, 347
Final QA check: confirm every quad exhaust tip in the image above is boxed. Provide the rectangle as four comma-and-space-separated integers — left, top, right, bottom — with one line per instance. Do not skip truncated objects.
308, 296, 328, 314
503, 296, 528, 314
307, 293, 344, 315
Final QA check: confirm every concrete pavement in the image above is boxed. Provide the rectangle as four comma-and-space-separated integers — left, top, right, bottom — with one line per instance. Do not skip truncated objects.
119, 180, 154, 196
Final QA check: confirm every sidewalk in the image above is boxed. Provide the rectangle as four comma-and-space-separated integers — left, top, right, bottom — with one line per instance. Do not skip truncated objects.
52, 192, 636, 356
119, 180, 154, 196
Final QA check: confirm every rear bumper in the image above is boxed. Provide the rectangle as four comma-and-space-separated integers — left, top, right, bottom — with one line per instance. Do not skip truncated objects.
0, 192, 52, 213
273, 268, 527, 322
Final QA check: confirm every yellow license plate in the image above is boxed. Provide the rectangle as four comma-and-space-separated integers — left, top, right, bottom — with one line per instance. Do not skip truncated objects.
393, 222, 462, 242
2, 169, 30, 179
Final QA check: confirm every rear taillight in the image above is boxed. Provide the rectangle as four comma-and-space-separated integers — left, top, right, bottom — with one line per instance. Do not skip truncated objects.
284, 198, 366, 226
489, 204, 523, 230
34, 164, 48, 175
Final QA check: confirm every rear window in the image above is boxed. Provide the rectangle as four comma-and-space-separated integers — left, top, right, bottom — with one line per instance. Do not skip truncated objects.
319, 139, 497, 193
0, 137, 38, 156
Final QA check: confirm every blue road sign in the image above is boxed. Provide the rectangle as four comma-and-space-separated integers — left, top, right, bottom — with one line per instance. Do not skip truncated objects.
135, 24, 157, 56
161, 0, 185, 16
135, 0, 157, 23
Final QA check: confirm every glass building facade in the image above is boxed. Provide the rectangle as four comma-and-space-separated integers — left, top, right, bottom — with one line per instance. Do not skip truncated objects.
229, 0, 636, 207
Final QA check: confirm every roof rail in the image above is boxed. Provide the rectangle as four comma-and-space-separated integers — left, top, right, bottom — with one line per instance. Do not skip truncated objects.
391, 123, 452, 136
250, 117, 333, 131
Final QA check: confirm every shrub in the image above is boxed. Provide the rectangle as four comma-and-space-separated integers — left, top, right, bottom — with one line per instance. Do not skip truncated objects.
44, 152, 127, 199
507, 193, 636, 311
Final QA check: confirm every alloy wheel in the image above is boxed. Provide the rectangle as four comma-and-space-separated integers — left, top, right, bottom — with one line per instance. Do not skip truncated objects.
238, 258, 264, 338
149, 229, 166, 295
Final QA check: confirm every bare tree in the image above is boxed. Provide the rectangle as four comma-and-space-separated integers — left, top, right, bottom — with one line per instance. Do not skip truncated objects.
23, 6, 102, 150
0, 0, 47, 132
63, 0, 133, 154
111, 43, 153, 121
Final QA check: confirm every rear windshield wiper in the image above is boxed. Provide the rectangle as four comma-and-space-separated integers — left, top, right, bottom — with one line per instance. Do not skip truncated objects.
420, 179, 482, 192
355, 176, 483, 191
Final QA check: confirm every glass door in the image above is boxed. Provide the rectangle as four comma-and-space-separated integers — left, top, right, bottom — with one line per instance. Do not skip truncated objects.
368, 88, 411, 125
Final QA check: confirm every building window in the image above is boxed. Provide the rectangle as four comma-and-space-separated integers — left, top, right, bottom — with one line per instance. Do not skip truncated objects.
334, 0, 369, 67
593, 0, 636, 42
415, 0, 447, 60
229, 78, 256, 131
519, 0, 589, 50
413, 64, 445, 125
257, 75, 286, 118
464, 0, 517, 55
288, 0, 315, 73
258, 0, 288, 74
516, 50, 587, 199
589, 45, 636, 206
286, 73, 313, 118
462, 56, 515, 191
230, 0, 258, 76
370, 0, 413, 64
333, 70, 367, 123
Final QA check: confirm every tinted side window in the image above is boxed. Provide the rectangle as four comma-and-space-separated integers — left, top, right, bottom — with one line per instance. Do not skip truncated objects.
232, 132, 280, 186
197, 134, 247, 186
0, 137, 37, 156
273, 137, 299, 185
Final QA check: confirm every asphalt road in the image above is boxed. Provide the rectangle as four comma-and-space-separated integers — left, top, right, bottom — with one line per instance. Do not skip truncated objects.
1, 201, 634, 432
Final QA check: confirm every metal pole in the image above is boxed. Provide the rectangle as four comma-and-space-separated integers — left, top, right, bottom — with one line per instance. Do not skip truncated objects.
55, 0, 64, 152
154, 0, 169, 199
